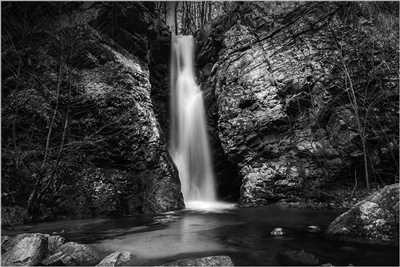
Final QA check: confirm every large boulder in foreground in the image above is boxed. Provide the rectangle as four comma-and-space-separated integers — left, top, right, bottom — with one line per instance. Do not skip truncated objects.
2, 233, 65, 255
1, 233, 48, 266
96, 251, 135, 266
165, 255, 234, 266
42, 241, 101, 266
327, 183, 399, 244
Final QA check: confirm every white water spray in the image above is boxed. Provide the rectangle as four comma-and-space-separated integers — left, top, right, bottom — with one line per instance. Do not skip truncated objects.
169, 35, 216, 205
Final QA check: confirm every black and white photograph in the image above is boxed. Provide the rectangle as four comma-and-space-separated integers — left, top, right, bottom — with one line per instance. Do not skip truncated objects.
1, 1, 399, 266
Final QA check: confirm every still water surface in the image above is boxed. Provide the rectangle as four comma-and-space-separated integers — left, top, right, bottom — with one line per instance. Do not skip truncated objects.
3, 205, 398, 266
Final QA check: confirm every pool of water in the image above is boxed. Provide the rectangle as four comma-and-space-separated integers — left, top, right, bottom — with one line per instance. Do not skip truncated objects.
3, 205, 398, 266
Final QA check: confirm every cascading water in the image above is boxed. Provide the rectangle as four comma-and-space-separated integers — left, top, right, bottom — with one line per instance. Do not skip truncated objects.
169, 35, 217, 208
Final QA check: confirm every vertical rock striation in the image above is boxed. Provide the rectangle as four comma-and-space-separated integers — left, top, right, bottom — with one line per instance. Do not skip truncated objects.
198, 2, 399, 206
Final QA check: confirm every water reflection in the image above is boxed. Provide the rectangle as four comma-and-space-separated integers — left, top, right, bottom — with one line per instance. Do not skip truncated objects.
93, 212, 239, 261
3, 205, 398, 266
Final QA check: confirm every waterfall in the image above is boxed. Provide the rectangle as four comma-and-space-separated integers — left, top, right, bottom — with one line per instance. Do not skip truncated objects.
169, 35, 217, 205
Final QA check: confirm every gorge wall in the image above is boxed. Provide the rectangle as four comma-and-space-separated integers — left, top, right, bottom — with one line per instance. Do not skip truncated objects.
198, 2, 399, 207
2, 2, 183, 222
2, 1, 399, 224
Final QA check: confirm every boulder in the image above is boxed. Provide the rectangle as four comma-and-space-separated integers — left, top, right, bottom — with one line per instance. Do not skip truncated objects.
327, 183, 399, 243
42, 241, 101, 266
307, 225, 321, 233
2, 233, 66, 255
165, 255, 234, 266
2, 233, 48, 266
2, 234, 33, 254
96, 251, 135, 266
277, 249, 320, 266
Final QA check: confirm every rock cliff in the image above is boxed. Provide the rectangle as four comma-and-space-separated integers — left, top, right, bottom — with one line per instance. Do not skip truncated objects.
198, 2, 399, 206
1, 2, 183, 221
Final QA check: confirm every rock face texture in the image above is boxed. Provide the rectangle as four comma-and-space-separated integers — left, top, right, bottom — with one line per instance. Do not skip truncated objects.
42, 242, 101, 266
327, 183, 399, 244
1, 233, 48, 266
2, 3, 183, 220
96, 251, 135, 267
198, 2, 399, 206
165, 255, 235, 266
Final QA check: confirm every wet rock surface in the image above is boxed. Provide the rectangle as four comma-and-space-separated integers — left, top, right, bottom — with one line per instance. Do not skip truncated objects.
165, 255, 235, 266
42, 242, 101, 266
327, 183, 399, 244
1, 233, 48, 266
270, 227, 285, 236
2, 233, 130, 266
96, 251, 135, 266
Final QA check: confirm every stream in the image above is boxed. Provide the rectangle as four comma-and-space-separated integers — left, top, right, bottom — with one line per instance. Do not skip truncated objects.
3, 204, 398, 266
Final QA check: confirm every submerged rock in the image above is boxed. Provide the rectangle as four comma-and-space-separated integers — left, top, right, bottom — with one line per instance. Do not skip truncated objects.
96, 251, 135, 266
327, 183, 399, 244
165, 255, 234, 266
2, 233, 48, 266
42, 241, 101, 266
320, 263, 334, 267
277, 249, 320, 266
307, 225, 321, 233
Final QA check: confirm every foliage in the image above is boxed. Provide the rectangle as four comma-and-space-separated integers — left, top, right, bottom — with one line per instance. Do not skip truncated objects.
327, 2, 399, 186
2, 3, 116, 219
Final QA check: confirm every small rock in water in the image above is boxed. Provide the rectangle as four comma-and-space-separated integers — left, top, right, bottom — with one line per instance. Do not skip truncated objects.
307, 225, 321, 233
270, 227, 284, 236
339, 246, 356, 252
